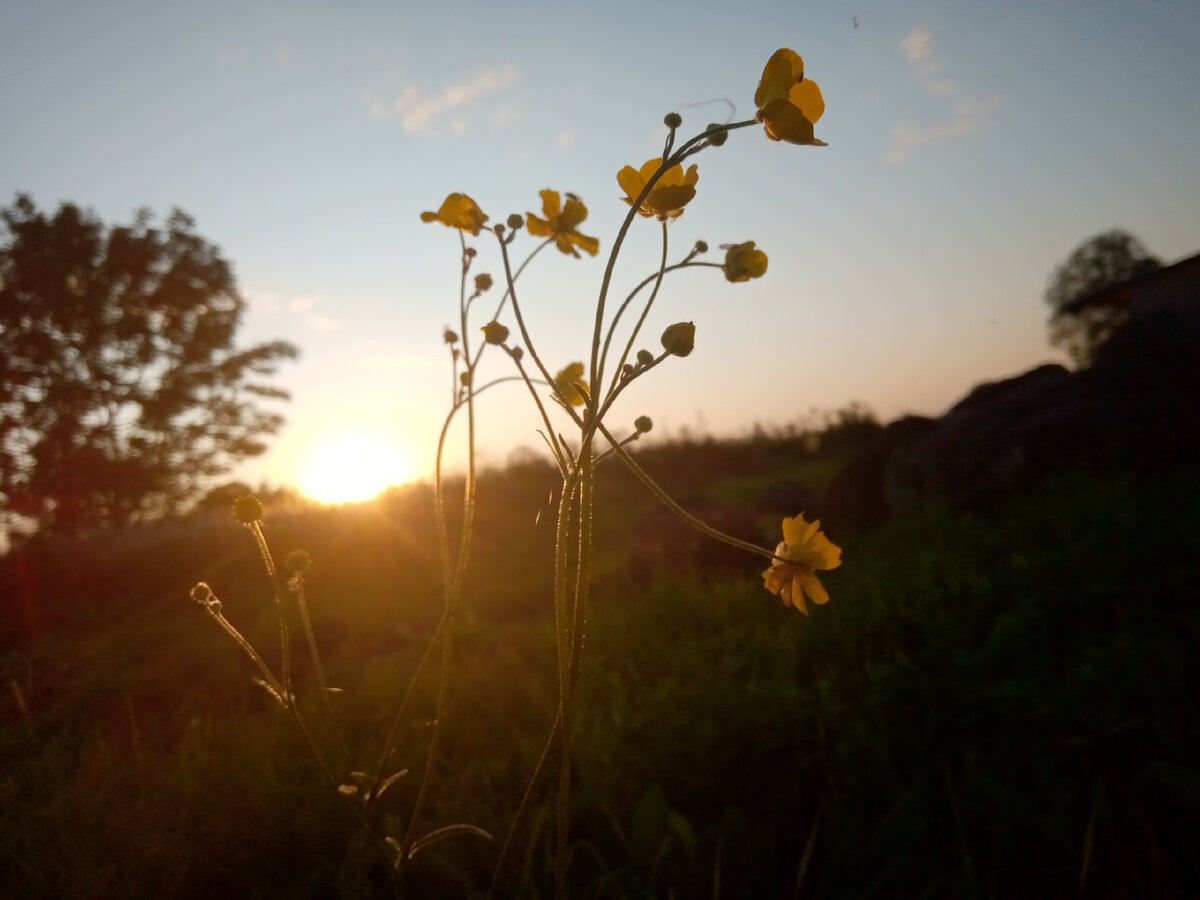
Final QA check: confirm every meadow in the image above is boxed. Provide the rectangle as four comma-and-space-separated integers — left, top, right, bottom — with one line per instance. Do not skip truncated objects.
2, 427, 1198, 899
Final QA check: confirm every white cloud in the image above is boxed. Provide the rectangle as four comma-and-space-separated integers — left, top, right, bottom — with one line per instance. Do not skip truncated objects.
304, 314, 342, 334
887, 95, 1004, 164
887, 28, 1001, 164
372, 64, 519, 135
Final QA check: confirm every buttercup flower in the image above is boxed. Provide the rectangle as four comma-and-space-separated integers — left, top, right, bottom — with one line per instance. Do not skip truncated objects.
420, 193, 489, 235
762, 514, 842, 614
755, 49, 827, 146
617, 159, 700, 220
722, 242, 769, 282
526, 190, 600, 257
553, 362, 589, 407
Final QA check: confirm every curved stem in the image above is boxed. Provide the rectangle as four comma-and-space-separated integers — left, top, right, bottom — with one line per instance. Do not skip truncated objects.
596, 420, 778, 561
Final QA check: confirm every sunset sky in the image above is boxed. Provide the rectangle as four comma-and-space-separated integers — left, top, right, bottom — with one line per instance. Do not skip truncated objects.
3, 0, 1199, 500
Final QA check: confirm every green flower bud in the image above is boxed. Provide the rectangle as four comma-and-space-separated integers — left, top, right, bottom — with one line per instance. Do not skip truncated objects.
705, 124, 728, 147
474, 273, 493, 293
507, 213, 524, 230
660, 321, 696, 358
634, 415, 653, 434
636, 349, 654, 367
664, 112, 683, 130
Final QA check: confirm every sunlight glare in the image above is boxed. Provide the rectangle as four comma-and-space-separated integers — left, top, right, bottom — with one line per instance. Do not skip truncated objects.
298, 431, 416, 504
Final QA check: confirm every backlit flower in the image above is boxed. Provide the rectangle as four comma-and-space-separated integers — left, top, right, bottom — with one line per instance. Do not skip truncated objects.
553, 361, 589, 407
526, 190, 600, 257
755, 49, 827, 146
762, 514, 841, 614
722, 242, 768, 282
617, 159, 699, 220
420, 193, 489, 235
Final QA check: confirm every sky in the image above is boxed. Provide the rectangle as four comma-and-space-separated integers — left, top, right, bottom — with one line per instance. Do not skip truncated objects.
3, 0, 1199, 498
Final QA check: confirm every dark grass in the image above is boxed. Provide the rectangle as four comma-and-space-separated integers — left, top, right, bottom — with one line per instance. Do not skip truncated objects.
2, 438, 1198, 898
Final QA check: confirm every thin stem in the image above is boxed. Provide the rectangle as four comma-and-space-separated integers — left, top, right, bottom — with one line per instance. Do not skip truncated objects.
601, 221, 669, 401
596, 421, 778, 561
293, 579, 351, 768
248, 521, 292, 701
596, 259, 707, 398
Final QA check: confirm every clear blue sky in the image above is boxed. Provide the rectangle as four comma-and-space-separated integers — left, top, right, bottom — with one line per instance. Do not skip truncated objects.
3, 0, 1198, 493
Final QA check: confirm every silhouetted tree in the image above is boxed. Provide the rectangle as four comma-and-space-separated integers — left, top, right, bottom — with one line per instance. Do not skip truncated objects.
1044, 228, 1162, 367
0, 194, 299, 537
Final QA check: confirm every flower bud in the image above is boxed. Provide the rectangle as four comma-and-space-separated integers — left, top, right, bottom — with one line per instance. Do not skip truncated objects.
233, 494, 264, 524
636, 349, 654, 367
705, 124, 728, 147
660, 321, 696, 357
634, 415, 653, 434
664, 112, 683, 130
286, 550, 312, 575
190, 582, 212, 604
481, 320, 509, 345
511, 346, 524, 361
506, 213, 524, 230
474, 273, 493, 293
443, 328, 459, 344
693, 240, 709, 254
464, 247, 477, 258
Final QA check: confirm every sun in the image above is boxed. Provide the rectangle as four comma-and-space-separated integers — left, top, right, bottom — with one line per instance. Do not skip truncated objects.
297, 430, 417, 504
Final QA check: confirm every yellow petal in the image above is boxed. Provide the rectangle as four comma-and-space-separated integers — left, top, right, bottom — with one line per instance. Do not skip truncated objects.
617, 166, 646, 203
756, 49, 805, 110
573, 233, 600, 256
790, 78, 825, 124
539, 189, 562, 219
526, 213, 552, 237
797, 570, 829, 607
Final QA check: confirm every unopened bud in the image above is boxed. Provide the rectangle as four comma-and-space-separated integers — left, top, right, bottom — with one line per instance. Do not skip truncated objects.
705, 124, 728, 147
634, 415, 653, 434
660, 321, 696, 358
664, 112, 683, 130
507, 213, 524, 230
481, 321, 509, 345
636, 349, 654, 367
443, 328, 459, 344
233, 494, 264, 524
474, 273, 493, 293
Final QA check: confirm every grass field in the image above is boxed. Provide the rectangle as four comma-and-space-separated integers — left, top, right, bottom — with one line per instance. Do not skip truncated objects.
2, 434, 1198, 898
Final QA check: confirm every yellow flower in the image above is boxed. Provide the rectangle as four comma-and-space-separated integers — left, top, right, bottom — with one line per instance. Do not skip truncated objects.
762, 514, 841, 614
420, 193, 489, 235
755, 49, 827, 146
526, 190, 600, 257
553, 362, 589, 407
722, 242, 769, 282
617, 159, 699, 220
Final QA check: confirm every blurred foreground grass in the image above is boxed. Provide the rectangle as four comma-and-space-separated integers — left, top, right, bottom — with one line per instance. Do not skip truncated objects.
2, 434, 1198, 898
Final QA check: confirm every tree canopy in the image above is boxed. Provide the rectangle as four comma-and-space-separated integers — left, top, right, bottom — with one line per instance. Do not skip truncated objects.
0, 194, 298, 537
1044, 228, 1162, 368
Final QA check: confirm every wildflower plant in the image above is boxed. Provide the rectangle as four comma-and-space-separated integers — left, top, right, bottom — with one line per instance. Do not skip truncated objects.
190, 48, 839, 898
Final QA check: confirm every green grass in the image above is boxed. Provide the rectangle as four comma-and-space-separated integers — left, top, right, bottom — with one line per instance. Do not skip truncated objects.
2, 445, 1198, 898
